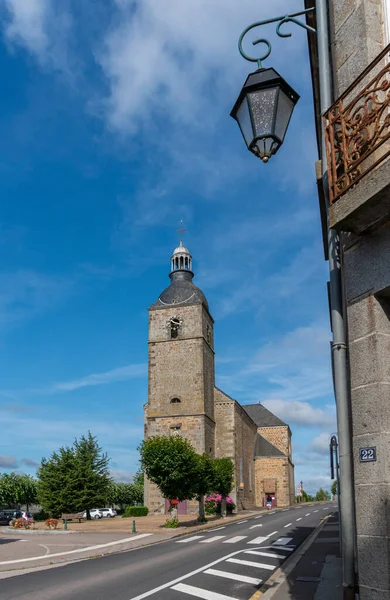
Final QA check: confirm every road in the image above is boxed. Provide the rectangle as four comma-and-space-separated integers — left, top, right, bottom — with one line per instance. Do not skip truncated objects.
1, 502, 335, 600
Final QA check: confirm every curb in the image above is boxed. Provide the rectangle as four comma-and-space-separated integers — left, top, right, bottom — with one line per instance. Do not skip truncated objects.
249, 514, 331, 599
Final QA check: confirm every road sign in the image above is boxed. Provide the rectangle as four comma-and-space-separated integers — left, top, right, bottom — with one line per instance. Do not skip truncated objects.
359, 447, 376, 462
296, 484, 302, 491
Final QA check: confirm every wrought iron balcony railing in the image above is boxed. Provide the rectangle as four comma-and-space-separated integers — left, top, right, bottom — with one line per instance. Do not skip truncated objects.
324, 44, 390, 204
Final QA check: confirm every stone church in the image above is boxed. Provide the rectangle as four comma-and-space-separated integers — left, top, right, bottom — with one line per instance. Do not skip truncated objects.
144, 240, 295, 514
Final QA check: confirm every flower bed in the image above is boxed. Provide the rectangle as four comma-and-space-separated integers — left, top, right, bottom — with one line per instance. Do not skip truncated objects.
11, 517, 35, 529
205, 494, 236, 515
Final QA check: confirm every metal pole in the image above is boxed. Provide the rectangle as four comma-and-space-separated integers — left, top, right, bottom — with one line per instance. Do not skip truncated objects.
316, 1, 356, 596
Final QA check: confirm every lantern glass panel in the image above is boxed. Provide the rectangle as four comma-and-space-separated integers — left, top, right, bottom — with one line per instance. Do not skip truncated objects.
247, 87, 277, 138
236, 96, 253, 147
275, 90, 295, 142
255, 137, 279, 160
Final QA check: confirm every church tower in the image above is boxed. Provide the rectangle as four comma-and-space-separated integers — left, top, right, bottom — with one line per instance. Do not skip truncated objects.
144, 238, 215, 513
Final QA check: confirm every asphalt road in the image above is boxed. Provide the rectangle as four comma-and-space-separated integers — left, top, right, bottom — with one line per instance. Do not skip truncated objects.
1, 502, 336, 600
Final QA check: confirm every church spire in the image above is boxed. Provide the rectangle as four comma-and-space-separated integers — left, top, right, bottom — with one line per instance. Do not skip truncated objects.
170, 222, 193, 275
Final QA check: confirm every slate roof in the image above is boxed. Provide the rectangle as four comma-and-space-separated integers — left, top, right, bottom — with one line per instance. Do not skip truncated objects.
254, 433, 286, 458
242, 404, 287, 428
149, 271, 209, 311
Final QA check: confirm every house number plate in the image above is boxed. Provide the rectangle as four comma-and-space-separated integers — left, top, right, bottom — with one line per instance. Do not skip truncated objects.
359, 447, 376, 462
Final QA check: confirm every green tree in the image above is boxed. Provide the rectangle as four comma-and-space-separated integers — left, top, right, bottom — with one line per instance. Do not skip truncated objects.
139, 435, 199, 512
212, 458, 234, 518
0, 473, 38, 509
193, 453, 214, 522
315, 487, 331, 501
37, 432, 111, 518
331, 480, 338, 496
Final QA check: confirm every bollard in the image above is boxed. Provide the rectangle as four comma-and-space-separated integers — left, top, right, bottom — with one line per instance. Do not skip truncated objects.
63, 519, 67, 531
132, 519, 136, 534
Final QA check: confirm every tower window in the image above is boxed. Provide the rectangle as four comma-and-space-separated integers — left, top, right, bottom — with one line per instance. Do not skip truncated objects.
170, 397, 181, 404
170, 425, 182, 436
167, 316, 182, 339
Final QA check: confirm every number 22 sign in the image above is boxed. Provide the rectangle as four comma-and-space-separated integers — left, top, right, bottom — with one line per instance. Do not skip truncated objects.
359, 447, 376, 462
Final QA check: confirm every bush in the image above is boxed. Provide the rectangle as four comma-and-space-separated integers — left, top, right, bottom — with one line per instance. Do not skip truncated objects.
11, 518, 34, 529
45, 518, 59, 530
33, 509, 50, 521
165, 516, 178, 528
123, 506, 149, 517
205, 494, 236, 515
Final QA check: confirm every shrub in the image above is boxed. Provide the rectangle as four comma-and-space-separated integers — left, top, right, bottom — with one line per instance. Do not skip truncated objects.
123, 506, 149, 517
45, 518, 59, 530
11, 518, 34, 529
165, 516, 178, 528
205, 494, 236, 515
33, 509, 50, 522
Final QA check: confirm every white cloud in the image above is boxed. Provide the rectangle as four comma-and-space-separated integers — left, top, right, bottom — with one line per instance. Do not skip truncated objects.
309, 432, 332, 454
38, 363, 147, 393
110, 469, 136, 483
0, 454, 18, 468
261, 400, 336, 427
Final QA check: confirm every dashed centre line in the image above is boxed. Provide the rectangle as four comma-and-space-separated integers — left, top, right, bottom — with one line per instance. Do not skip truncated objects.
296, 518, 302, 521
284, 523, 292, 528
305, 513, 311, 516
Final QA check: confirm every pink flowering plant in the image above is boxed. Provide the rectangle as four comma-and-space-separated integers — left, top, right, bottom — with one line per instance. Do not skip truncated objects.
11, 518, 35, 530
204, 494, 236, 515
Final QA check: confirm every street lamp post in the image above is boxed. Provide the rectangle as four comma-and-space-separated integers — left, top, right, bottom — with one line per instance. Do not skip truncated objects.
231, 3, 356, 598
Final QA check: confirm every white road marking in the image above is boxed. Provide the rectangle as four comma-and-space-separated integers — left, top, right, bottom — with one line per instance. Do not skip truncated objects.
235, 520, 248, 524
250, 524, 263, 529
128, 547, 266, 600
305, 513, 311, 516
200, 536, 225, 544
247, 536, 267, 544
0, 534, 153, 566
207, 527, 226, 532
177, 536, 205, 543
272, 537, 293, 546
205, 569, 262, 585
171, 583, 238, 600
227, 558, 275, 571
323, 508, 329, 510
284, 523, 292, 528
39, 544, 51, 556
272, 546, 294, 552
281, 509, 289, 512
296, 518, 302, 521
245, 550, 286, 559
254, 515, 263, 519
314, 510, 319, 513
222, 536, 247, 544
268, 511, 276, 515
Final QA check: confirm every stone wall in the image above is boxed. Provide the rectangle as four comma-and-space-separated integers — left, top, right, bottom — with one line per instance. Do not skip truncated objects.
330, 0, 385, 96
255, 457, 291, 508
257, 426, 289, 456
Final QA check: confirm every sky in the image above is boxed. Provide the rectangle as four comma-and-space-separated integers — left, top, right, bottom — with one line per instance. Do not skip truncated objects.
0, 0, 336, 495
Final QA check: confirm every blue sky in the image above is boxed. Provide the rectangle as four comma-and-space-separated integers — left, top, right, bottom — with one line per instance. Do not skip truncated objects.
0, 0, 336, 495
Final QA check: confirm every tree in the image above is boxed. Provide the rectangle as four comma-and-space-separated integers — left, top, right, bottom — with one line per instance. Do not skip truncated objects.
37, 432, 111, 518
212, 458, 234, 518
193, 454, 214, 522
0, 473, 38, 509
139, 435, 199, 512
331, 480, 338, 497
315, 487, 331, 501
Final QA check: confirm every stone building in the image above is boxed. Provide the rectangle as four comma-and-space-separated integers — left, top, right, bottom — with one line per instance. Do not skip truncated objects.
305, 1, 390, 597
144, 240, 294, 514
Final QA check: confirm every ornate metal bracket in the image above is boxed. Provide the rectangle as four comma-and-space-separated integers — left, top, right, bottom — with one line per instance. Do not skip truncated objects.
238, 7, 316, 68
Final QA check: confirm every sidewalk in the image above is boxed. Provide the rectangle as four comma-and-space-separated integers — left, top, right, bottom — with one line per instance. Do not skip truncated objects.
261, 512, 342, 600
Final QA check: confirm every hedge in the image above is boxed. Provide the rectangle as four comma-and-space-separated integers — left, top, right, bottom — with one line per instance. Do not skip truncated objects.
123, 506, 149, 517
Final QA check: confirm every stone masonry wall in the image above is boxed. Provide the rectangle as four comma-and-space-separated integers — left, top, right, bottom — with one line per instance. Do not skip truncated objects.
255, 457, 291, 508
234, 402, 257, 510
257, 426, 289, 456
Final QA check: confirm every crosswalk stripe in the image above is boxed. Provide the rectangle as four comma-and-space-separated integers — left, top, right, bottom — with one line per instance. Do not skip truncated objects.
177, 536, 204, 543
226, 558, 275, 570
171, 583, 239, 600
245, 550, 287, 559
272, 537, 293, 546
247, 536, 267, 544
205, 568, 262, 585
200, 536, 226, 544
222, 536, 247, 544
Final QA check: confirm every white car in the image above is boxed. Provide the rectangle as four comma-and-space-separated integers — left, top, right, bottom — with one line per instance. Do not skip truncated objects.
98, 508, 117, 518
82, 509, 102, 520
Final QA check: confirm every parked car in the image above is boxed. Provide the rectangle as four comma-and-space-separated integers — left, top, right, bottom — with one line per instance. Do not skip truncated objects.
0, 510, 33, 525
97, 508, 117, 518
82, 509, 102, 519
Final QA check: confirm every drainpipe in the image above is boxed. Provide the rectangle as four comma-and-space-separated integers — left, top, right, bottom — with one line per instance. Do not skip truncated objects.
316, 0, 357, 597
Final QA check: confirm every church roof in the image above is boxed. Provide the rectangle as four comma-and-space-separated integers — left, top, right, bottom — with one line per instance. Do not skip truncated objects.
149, 271, 209, 311
242, 404, 287, 428
254, 433, 286, 458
